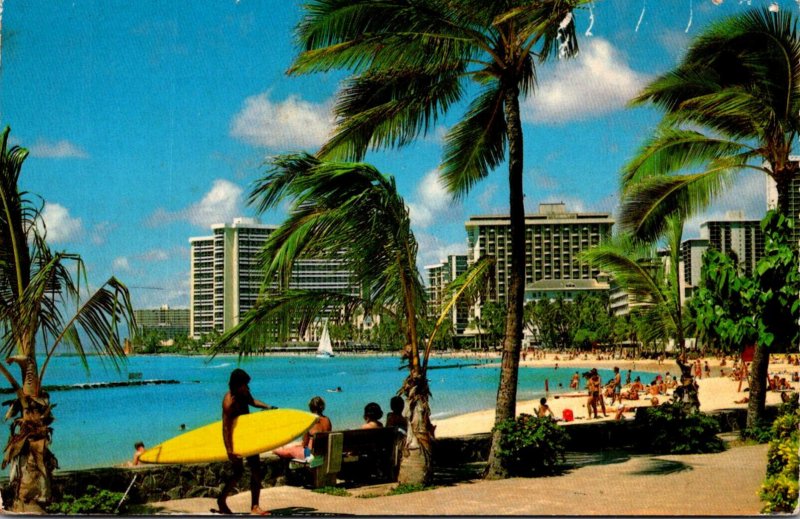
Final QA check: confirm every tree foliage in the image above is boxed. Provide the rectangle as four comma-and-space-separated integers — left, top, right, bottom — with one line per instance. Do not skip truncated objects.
691, 211, 800, 354
0, 126, 136, 512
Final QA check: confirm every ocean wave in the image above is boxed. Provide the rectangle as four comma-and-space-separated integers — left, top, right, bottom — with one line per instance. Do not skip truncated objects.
207, 362, 231, 369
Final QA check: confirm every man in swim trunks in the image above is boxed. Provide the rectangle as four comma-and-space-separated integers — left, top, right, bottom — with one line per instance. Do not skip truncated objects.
218, 368, 277, 515
609, 366, 622, 405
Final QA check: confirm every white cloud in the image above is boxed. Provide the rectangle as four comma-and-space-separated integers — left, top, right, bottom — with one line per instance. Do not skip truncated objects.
522, 38, 648, 124
90, 221, 115, 245
149, 179, 244, 228
416, 231, 467, 273
132, 277, 191, 308
139, 249, 170, 262
476, 182, 502, 213
230, 92, 334, 149
113, 257, 131, 272
29, 139, 89, 159
38, 203, 83, 243
408, 169, 454, 228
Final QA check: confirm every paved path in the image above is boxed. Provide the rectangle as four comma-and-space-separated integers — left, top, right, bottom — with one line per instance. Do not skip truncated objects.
151, 444, 768, 516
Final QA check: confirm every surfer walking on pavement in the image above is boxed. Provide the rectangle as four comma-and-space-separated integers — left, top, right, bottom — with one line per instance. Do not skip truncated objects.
218, 368, 276, 515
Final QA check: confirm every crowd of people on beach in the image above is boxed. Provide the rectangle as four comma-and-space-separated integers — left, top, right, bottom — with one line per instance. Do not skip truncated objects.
125, 354, 799, 514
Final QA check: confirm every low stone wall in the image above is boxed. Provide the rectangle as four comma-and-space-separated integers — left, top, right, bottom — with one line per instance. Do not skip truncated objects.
0, 406, 775, 508
0, 455, 290, 510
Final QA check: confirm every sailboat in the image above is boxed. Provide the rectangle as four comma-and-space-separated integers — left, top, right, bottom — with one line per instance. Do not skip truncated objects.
316, 322, 334, 358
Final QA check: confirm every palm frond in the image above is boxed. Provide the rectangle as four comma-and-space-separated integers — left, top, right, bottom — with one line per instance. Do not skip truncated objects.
621, 127, 757, 190
243, 154, 427, 358
211, 289, 365, 358
0, 127, 31, 302
292, 0, 479, 76
441, 83, 506, 199
669, 88, 778, 141
37, 276, 135, 384
422, 256, 494, 369
580, 237, 665, 305
619, 169, 737, 242
318, 63, 465, 161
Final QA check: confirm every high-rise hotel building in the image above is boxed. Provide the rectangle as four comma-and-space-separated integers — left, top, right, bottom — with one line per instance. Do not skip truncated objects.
189, 218, 355, 338
425, 255, 469, 335
465, 203, 614, 303
679, 211, 764, 304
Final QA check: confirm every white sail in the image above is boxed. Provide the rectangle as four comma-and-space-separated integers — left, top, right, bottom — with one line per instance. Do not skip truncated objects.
316, 322, 334, 358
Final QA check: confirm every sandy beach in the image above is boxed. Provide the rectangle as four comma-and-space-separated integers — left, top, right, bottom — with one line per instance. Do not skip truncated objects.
151, 354, 797, 515
434, 355, 798, 437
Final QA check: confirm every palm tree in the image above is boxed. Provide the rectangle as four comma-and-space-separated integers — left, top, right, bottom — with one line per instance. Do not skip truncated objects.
290, 0, 586, 479
0, 127, 136, 512
581, 216, 687, 358
214, 153, 493, 485
620, 7, 799, 428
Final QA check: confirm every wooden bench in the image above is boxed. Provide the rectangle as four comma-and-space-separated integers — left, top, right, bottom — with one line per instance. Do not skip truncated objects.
288, 427, 406, 488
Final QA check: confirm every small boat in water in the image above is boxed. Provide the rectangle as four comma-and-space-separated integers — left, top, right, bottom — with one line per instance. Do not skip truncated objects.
316, 322, 334, 358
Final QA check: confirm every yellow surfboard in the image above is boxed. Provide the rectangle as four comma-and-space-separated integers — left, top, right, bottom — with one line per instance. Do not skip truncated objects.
139, 409, 317, 464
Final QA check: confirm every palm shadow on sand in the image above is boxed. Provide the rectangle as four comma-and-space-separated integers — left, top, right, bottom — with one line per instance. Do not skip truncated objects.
269, 506, 353, 516
630, 458, 692, 476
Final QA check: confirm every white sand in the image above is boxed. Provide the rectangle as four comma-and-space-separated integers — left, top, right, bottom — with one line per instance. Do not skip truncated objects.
433, 355, 799, 437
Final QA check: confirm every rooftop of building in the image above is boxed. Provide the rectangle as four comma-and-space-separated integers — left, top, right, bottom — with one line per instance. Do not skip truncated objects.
465, 203, 613, 227
526, 278, 610, 291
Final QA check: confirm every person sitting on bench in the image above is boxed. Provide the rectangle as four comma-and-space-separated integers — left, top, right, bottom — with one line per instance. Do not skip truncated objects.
274, 396, 332, 460
362, 402, 384, 429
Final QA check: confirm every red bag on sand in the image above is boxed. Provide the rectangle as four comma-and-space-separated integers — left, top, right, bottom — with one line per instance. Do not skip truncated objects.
563, 409, 574, 422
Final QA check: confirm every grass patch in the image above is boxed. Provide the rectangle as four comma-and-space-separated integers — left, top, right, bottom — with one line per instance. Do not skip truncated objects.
312, 486, 351, 497
387, 483, 436, 495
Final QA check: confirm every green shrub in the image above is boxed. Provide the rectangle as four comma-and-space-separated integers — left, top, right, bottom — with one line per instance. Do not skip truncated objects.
741, 416, 776, 443
766, 438, 799, 478
388, 483, 432, 495
635, 402, 725, 454
760, 472, 800, 514
771, 409, 800, 442
493, 414, 569, 476
759, 395, 799, 514
312, 486, 351, 497
48, 485, 126, 515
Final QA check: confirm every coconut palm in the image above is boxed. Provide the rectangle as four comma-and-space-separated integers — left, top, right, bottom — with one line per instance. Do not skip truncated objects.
0, 127, 136, 512
620, 7, 799, 427
290, 0, 586, 478
214, 153, 493, 485
582, 215, 686, 354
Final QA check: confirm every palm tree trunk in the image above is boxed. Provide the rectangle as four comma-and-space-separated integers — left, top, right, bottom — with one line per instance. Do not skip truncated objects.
5, 354, 56, 513
396, 263, 434, 485
397, 375, 434, 486
745, 169, 796, 428
485, 84, 525, 480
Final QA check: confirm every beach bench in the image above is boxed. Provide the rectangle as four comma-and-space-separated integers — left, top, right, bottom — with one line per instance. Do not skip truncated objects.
288, 427, 406, 488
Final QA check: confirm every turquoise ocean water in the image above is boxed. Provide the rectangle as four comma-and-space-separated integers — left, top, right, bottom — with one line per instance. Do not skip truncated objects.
12, 355, 652, 471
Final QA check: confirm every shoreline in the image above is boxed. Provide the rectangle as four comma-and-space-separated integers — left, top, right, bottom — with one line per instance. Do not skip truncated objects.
433, 355, 799, 437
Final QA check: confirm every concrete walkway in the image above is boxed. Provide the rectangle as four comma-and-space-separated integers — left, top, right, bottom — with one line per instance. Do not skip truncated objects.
150, 444, 768, 516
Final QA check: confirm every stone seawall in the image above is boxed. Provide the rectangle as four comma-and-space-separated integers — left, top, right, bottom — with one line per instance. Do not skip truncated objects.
0, 406, 768, 508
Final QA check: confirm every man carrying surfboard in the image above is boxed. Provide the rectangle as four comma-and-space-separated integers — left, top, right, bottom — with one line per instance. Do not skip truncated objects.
218, 368, 276, 515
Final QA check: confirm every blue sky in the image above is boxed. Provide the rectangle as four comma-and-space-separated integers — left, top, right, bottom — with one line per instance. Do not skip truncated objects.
1, 0, 792, 309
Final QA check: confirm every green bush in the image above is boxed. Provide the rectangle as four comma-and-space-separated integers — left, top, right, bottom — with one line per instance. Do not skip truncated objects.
48, 485, 126, 515
388, 483, 433, 495
634, 402, 725, 454
759, 395, 799, 514
766, 438, 799, 478
312, 486, 351, 497
760, 472, 799, 514
493, 414, 569, 476
742, 418, 775, 444
771, 409, 800, 442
